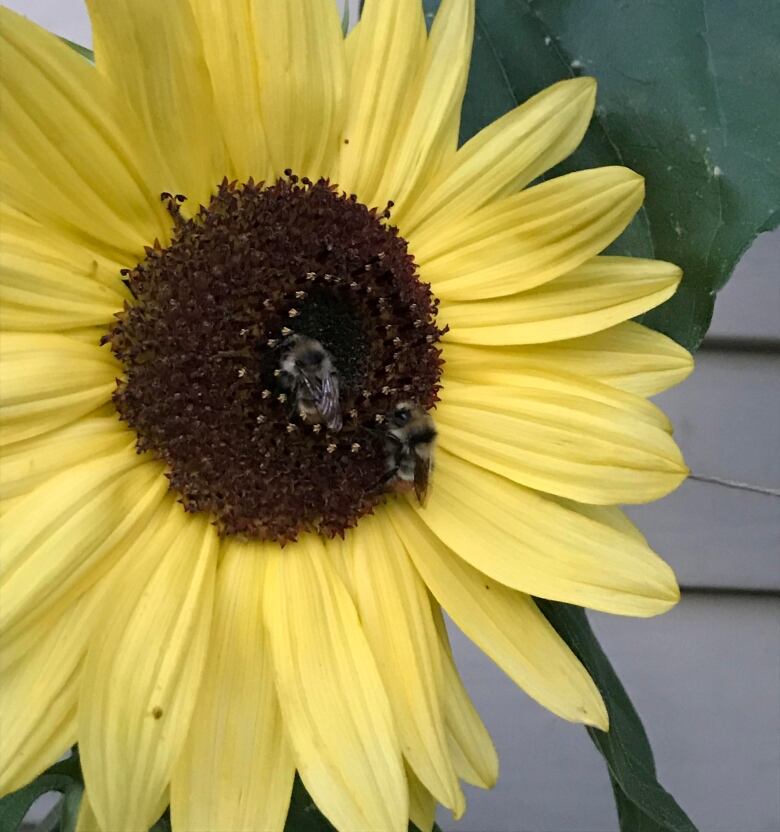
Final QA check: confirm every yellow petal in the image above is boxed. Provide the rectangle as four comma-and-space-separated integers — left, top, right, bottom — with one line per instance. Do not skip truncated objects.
86, 0, 227, 205
80, 504, 218, 832
554, 497, 648, 544
0, 204, 132, 292
323, 532, 359, 604
171, 540, 295, 832
412, 168, 644, 301
77, 789, 169, 832
187, 0, 272, 183
78, 789, 168, 832
254, 0, 346, 180
344, 17, 361, 71
0, 333, 118, 445
442, 256, 682, 344
375, 0, 474, 214
0, 450, 167, 664
407, 766, 437, 832
442, 321, 694, 396
337, 0, 427, 206
391, 501, 608, 728
75, 792, 101, 832
0, 585, 105, 794
0, 302, 109, 334
436, 379, 686, 504
0, 497, 23, 518
0, 247, 123, 331
440, 361, 672, 431
264, 535, 408, 832
402, 77, 597, 236
0, 455, 158, 676
0, 414, 129, 499
59, 327, 114, 347
0, 9, 167, 256
413, 449, 680, 617
350, 514, 465, 817
432, 609, 498, 789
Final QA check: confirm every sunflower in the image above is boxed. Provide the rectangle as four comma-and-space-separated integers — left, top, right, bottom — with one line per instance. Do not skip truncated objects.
0, 0, 693, 830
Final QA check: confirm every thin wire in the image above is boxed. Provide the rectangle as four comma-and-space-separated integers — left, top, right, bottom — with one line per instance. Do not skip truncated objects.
688, 473, 780, 498
681, 585, 780, 598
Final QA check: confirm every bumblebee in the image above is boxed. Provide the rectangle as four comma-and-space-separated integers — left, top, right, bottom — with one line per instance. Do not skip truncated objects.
382, 401, 436, 503
278, 334, 342, 431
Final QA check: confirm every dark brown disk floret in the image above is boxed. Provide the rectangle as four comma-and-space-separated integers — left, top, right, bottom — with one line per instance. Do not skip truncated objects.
105, 174, 445, 542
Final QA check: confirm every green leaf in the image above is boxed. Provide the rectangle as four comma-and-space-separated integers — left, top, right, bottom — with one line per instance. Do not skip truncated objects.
424, 0, 780, 350
59, 37, 94, 62
57, 783, 84, 832
0, 753, 81, 832
612, 781, 684, 832
285, 777, 336, 832
149, 808, 172, 832
537, 600, 698, 832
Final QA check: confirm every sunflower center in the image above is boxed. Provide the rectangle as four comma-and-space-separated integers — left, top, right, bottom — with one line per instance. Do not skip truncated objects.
105, 174, 445, 542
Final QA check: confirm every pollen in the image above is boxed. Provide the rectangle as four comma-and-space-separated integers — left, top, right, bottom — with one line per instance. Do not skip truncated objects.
105, 175, 445, 542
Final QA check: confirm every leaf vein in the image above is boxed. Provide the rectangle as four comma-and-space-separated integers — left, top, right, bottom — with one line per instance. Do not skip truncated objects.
474, 7, 520, 108
513, 0, 657, 257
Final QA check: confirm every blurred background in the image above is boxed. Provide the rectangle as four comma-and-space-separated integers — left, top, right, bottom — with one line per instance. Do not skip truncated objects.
5, 1, 779, 830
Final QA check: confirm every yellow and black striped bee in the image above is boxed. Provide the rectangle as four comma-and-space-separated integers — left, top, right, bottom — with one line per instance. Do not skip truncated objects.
278, 334, 342, 431
382, 401, 436, 503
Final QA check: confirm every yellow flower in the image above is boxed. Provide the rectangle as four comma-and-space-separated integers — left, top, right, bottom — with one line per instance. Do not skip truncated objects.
0, 1, 692, 831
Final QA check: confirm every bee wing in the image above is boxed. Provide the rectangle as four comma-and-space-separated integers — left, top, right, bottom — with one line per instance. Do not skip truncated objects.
316, 372, 342, 431
295, 366, 342, 431
414, 451, 432, 505
297, 370, 318, 399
